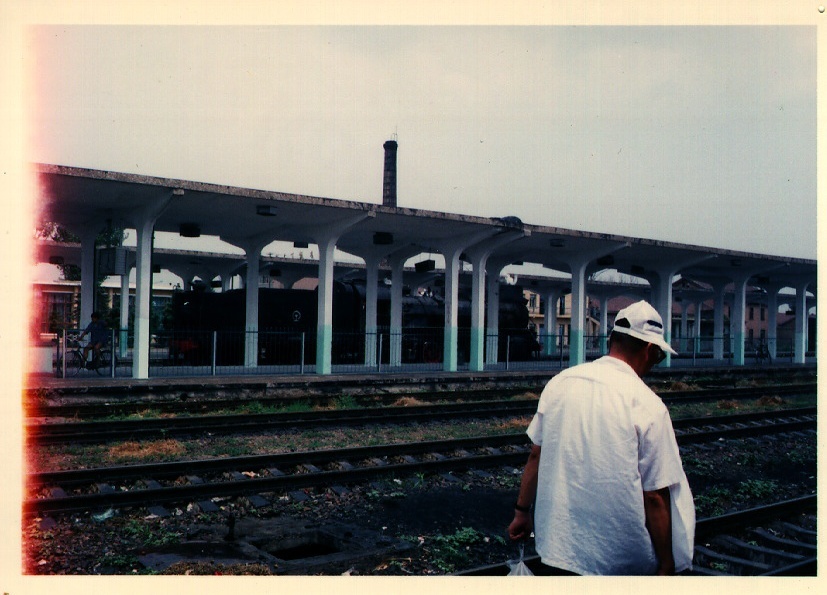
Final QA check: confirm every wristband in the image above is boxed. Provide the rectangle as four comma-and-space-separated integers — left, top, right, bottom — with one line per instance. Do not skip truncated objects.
514, 502, 531, 513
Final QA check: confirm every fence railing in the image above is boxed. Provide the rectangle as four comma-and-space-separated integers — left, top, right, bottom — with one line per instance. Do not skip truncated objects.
52, 328, 812, 378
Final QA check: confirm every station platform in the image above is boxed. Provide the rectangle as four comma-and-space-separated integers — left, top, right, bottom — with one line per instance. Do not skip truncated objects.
24, 360, 817, 398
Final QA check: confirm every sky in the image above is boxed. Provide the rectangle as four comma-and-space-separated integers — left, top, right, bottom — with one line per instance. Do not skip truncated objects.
26, 24, 817, 260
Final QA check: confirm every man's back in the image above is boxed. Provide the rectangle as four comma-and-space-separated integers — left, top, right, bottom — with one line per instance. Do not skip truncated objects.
527, 356, 689, 575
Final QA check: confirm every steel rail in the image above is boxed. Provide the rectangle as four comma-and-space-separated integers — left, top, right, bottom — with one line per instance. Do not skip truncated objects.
25, 415, 816, 516
26, 400, 538, 444
27, 382, 816, 420
454, 495, 817, 576
27, 401, 815, 446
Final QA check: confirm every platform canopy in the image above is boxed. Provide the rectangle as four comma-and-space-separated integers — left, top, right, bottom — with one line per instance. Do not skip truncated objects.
34, 163, 816, 291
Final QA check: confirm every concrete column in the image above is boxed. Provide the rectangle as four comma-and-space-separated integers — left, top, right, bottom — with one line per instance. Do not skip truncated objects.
484, 256, 511, 365
644, 268, 676, 367
312, 212, 375, 374
692, 300, 703, 355
679, 302, 689, 352
730, 274, 750, 366
484, 273, 500, 364
363, 255, 382, 367
599, 295, 609, 354
242, 239, 268, 368
542, 288, 561, 356
79, 228, 99, 328
564, 243, 629, 366
569, 258, 589, 367
466, 231, 524, 371
435, 230, 499, 372
123, 189, 173, 378
766, 286, 779, 358
468, 258, 487, 371
132, 218, 155, 377
119, 266, 131, 359
388, 255, 406, 367
712, 282, 727, 361
794, 282, 810, 363
315, 236, 338, 374
442, 246, 463, 372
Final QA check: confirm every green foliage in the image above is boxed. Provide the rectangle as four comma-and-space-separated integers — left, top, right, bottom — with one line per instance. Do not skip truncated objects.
97, 552, 142, 570
419, 527, 486, 573
694, 486, 732, 518
121, 519, 180, 547
735, 479, 778, 501
279, 400, 313, 413
785, 447, 813, 467
333, 395, 359, 410
681, 455, 717, 478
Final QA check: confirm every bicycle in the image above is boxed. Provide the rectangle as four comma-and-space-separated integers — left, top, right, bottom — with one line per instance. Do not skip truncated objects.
754, 341, 772, 366
56, 335, 117, 377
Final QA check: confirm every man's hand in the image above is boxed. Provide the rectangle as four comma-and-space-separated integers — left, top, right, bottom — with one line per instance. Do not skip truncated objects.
508, 509, 533, 542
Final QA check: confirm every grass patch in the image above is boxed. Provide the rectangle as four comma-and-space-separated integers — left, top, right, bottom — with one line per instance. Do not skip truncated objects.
694, 486, 732, 518
107, 439, 185, 463
410, 527, 487, 573
735, 479, 778, 502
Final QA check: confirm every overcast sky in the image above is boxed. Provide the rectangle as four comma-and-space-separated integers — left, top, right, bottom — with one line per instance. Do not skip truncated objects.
27, 25, 816, 259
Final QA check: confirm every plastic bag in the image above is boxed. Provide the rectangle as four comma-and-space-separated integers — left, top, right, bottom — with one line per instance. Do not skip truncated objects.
507, 543, 534, 576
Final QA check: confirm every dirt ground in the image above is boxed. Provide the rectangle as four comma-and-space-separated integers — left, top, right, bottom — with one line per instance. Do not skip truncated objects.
24, 426, 816, 576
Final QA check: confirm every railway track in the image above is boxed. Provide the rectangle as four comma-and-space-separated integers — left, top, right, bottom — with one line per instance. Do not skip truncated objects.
24, 434, 533, 516
26, 383, 816, 420
26, 396, 816, 444
25, 412, 816, 517
455, 495, 817, 576
26, 399, 538, 444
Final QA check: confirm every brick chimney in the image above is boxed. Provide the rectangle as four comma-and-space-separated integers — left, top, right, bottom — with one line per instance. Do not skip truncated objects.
382, 139, 398, 207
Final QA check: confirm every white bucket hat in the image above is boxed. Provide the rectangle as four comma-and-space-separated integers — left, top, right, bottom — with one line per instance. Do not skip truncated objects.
612, 300, 678, 355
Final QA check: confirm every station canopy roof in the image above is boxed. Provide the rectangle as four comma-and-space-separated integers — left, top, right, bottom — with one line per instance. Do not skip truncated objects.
34, 163, 816, 294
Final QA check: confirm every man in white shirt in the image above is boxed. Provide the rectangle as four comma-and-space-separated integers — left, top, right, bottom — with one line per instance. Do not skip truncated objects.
508, 300, 695, 575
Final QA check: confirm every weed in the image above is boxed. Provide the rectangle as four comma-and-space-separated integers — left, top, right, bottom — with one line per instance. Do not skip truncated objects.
497, 474, 521, 489
97, 552, 141, 570
419, 527, 486, 573
785, 448, 814, 467
682, 455, 717, 478
334, 395, 359, 410
694, 486, 732, 518
736, 479, 778, 501
121, 519, 180, 547
737, 450, 759, 467
279, 400, 313, 413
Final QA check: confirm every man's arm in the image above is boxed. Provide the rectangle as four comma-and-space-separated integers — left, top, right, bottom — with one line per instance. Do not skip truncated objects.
643, 487, 675, 575
507, 444, 541, 541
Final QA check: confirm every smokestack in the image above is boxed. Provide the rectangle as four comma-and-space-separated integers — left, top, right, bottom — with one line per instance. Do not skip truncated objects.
382, 139, 398, 207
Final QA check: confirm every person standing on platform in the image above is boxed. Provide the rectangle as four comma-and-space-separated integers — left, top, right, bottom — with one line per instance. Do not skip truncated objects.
507, 300, 695, 575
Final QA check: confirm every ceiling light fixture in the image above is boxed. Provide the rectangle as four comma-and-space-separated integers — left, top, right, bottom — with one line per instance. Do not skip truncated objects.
373, 232, 393, 245
415, 259, 436, 273
256, 205, 277, 216
179, 223, 201, 238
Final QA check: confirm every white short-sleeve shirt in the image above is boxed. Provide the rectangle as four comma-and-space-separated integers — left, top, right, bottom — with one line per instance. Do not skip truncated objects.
526, 356, 695, 575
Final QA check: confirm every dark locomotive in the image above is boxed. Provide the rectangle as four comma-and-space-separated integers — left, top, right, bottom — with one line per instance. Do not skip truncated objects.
168, 280, 540, 366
